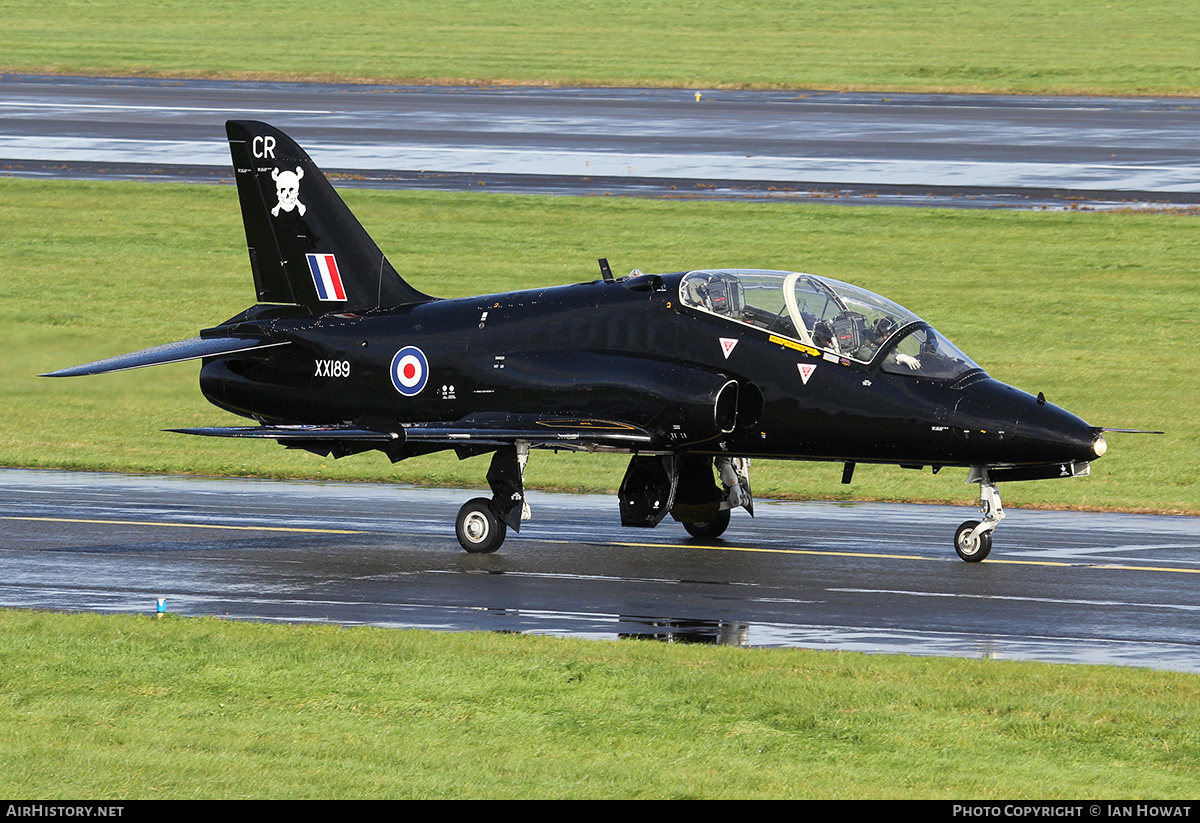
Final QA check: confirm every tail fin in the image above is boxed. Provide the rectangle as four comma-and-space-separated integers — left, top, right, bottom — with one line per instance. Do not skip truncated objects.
226, 120, 434, 312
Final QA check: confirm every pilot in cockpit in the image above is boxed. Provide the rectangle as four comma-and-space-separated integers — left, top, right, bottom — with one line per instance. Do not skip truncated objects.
854, 315, 898, 360
813, 314, 908, 364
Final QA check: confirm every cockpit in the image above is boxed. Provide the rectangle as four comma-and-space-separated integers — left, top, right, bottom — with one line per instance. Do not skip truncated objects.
679, 269, 982, 381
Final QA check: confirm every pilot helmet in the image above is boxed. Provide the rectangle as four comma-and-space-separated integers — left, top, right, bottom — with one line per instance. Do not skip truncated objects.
872, 315, 898, 342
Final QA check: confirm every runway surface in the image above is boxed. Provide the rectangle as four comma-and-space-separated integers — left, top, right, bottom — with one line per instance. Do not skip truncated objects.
3, 75, 1199, 208
3, 469, 1199, 671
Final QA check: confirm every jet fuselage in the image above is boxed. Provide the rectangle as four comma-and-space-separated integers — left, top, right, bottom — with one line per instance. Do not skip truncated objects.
198, 271, 1098, 471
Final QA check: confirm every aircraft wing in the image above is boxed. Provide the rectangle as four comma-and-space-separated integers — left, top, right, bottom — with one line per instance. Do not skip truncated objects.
171, 416, 659, 453
41, 336, 288, 377
171, 425, 401, 442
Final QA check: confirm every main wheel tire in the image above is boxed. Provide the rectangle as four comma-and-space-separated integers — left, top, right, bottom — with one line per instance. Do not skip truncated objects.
954, 519, 992, 562
683, 508, 731, 539
456, 497, 506, 554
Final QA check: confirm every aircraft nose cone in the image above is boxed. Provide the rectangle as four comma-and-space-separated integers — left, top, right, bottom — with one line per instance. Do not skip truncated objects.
952, 378, 1099, 465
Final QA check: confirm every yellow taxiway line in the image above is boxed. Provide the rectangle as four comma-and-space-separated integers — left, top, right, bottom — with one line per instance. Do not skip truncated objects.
2, 516, 364, 535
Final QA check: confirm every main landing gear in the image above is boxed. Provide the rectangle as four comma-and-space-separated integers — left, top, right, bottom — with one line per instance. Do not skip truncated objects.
454, 451, 1008, 562
954, 468, 1005, 562
454, 449, 756, 553
454, 442, 530, 554
456, 497, 507, 554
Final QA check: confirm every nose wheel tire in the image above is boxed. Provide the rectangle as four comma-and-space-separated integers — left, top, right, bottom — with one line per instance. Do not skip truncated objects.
683, 508, 731, 539
954, 520, 992, 562
456, 497, 507, 554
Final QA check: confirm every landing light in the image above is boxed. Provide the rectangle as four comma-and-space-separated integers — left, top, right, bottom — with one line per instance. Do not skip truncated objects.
1093, 436, 1108, 457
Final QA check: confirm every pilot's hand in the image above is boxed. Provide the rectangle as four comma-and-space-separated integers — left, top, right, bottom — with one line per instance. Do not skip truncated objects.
895, 354, 921, 370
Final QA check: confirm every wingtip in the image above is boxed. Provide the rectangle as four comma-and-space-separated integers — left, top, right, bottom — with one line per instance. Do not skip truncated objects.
39, 365, 98, 378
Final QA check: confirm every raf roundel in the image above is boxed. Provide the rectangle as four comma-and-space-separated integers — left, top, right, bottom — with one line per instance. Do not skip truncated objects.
390, 346, 429, 396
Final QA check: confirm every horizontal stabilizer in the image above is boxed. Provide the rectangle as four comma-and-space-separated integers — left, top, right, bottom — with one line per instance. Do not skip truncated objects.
41, 337, 287, 377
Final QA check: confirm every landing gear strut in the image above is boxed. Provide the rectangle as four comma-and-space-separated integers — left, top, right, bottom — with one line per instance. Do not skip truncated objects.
955, 469, 1005, 562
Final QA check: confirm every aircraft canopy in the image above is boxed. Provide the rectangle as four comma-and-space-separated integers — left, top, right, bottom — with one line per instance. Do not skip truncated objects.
679, 269, 982, 380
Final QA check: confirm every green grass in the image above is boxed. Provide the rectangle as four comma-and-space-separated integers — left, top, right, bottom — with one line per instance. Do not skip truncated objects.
1, 609, 1198, 799
5, 0, 1200, 95
3, 178, 1196, 513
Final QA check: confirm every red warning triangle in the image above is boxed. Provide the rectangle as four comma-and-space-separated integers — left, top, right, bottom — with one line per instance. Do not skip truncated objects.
719, 338, 738, 359
798, 363, 816, 385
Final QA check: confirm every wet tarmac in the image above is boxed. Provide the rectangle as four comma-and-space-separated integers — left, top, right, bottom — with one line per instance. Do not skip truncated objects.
2, 75, 1199, 208
3, 469, 1199, 671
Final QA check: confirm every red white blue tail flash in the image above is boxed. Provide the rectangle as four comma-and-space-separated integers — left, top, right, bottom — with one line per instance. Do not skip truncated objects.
306, 254, 346, 301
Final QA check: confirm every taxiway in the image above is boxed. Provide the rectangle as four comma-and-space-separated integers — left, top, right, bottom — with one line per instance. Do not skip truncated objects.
3, 75, 1199, 208
4, 470, 1198, 671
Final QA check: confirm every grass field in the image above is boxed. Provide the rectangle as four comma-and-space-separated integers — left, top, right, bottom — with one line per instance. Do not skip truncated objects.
4, 0, 1200, 96
3, 177, 1195, 513
2, 609, 1199, 799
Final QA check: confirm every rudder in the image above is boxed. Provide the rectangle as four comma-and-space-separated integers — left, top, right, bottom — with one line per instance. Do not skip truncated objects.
226, 120, 434, 312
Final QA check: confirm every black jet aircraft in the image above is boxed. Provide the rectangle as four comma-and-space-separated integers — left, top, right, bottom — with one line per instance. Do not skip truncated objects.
44, 120, 1131, 562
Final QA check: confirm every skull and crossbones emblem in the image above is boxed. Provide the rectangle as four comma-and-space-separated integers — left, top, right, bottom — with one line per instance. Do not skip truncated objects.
271, 166, 306, 217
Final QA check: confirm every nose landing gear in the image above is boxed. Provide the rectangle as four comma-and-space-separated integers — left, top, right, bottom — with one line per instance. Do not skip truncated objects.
955, 469, 1004, 562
